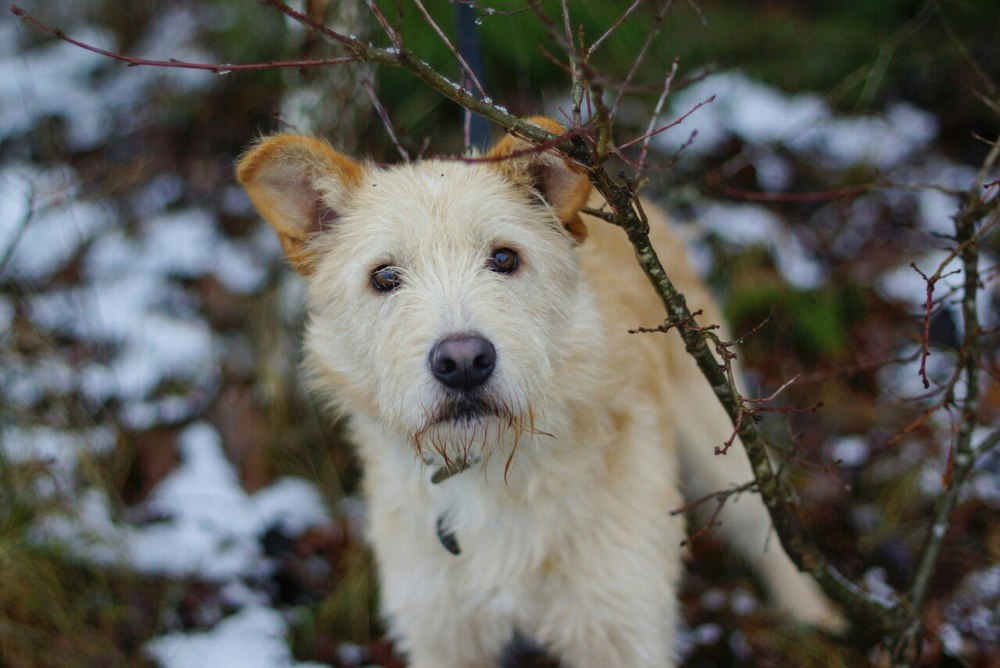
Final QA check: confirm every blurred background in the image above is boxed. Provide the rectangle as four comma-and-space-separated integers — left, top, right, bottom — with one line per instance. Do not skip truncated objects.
1, 1, 998, 666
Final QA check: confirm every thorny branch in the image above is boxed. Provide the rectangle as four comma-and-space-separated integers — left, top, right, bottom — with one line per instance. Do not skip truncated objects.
13, 0, 1000, 658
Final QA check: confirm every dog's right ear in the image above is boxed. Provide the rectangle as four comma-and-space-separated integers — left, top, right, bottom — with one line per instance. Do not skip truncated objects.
236, 135, 364, 274
486, 117, 592, 242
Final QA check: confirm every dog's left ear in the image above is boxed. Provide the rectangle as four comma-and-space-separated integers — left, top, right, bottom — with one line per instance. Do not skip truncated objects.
236, 134, 365, 274
486, 117, 592, 242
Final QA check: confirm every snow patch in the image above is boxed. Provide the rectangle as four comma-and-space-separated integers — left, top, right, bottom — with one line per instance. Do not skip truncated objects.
658, 71, 938, 170
146, 605, 328, 668
826, 435, 870, 467
699, 202, 826, 289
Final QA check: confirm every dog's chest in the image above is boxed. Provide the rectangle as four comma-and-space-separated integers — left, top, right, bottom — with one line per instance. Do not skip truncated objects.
366, 437, 585, 585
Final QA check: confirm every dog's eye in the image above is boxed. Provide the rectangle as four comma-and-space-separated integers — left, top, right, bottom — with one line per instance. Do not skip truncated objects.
487, 248, 519, 274
371, 265, 401, 292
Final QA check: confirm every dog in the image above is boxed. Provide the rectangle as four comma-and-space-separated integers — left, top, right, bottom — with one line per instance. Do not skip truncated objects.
236, 117, 837, 667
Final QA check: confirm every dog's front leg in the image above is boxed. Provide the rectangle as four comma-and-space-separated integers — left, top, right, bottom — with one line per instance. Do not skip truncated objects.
527, 467, 685, 667
533, 536, 682, 668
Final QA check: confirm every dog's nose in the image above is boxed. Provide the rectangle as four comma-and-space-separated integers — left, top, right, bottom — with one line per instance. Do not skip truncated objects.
429, 334, 496, 390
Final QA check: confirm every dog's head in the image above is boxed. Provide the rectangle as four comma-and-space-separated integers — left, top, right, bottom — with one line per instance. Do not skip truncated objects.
237, 118, 593, 468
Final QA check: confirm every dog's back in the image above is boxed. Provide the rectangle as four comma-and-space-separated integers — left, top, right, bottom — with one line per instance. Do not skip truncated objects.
583, 196, 837, 624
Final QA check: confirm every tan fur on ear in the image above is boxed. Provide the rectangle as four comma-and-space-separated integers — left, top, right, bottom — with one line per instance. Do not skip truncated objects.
236, 135, 364, 274
486, 116, 592, 242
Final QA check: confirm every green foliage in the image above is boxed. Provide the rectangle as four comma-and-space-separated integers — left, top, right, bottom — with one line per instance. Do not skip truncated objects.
720, 251, 868, 364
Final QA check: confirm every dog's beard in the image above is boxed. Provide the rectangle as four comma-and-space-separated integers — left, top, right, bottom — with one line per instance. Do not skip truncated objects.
410, 393, 543, 480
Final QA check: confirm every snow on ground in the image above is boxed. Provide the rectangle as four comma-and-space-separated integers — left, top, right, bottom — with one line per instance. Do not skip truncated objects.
2, 7, 332, 666
146, 604, 328, 668
28, 422, 333, 665
33, 422, 330, 579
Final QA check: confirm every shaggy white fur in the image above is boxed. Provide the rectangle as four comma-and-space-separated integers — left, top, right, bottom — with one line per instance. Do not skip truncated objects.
237, 118, 837, 667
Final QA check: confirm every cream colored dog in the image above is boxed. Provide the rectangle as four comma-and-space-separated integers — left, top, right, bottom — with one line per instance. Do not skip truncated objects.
237, 117, 835, 667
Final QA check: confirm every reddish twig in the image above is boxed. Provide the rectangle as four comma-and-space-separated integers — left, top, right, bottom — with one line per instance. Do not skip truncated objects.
671, 480, 758, 546
10, 3, 359, 73
743, 374, 803, 405
723, 184, 872, 203
615, 95, 715, 151
717, 409, 744, 456
263, 0, 355, 47
446, 125, 591, 164
628, 309, 712, 334
612, 129, 698, 173
909, 262, 960, 390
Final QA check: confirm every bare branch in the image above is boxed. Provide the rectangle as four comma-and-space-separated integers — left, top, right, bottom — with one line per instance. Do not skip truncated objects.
615, 94, 715, 151
412, 0, 486, 97
586, 0, 643, 59
364, 0, 402, 48
559, 0, 584, 126
362, 78, 410, 163
9, 4, 360, 73
634, 58, 679, 180
743, 374, 803, 405
684, 0, 707, 26
611, 0, 675, 118
722, 184, 872, 203
673, 480, 759, 546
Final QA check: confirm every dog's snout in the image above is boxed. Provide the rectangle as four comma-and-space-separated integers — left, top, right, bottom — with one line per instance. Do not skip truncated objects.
429, 334, 496, 391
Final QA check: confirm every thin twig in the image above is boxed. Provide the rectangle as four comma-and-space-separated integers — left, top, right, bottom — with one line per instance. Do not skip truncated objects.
362, 78, 409, 162
9, 4, 359, 72
364, 0, 402, 48
616, 94, 715, 150
412, 0, 486, 97
684, 0, 707, 26
675, 480, 759, 546
634, 58, 679, 180
610, 0, 675, 118
974, 427, 1000, 456
445, 125, 590, 164
0, 180, 35, 279
559, 0, 584, 127
743, 374, 803, 405
723, 184, 872, 203
586, 0, 643, 58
